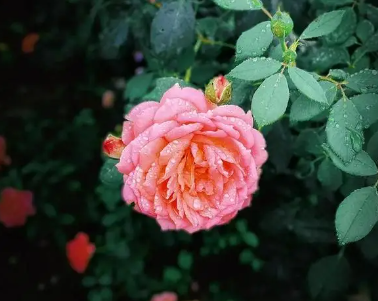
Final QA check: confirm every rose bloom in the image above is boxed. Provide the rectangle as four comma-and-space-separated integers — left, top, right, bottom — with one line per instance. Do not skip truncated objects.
116, 83, 268, 233
151, 292, 177, 301
0, 188, 35, 227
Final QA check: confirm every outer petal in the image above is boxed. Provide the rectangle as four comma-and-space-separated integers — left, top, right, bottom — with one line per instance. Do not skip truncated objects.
126, 101, 159, 121
160, 84, 213, 112
122, 121, 134, 145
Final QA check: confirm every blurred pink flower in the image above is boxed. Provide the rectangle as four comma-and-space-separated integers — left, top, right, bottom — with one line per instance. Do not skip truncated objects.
0, 136, 11, 168
66, 232, 95, 273
151, 292, 178, 301
115, 83, 268, 233
102, 90, 115, 108
0, 188, 35, 227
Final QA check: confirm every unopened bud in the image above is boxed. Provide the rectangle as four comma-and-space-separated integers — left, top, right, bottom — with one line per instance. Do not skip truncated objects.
205, 75, 232, 105
271, 10, 294, 38
283, 49, 297, 64
102, 134, 125, 159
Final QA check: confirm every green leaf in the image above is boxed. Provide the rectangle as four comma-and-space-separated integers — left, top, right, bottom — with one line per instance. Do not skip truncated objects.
99, 15, 129, 59
269, 44, 283, 62
351, 93, 378, 128
294, 129, 324, 156
335, 187, 378, 245
300, 10, 345, 40
324, 8, 357, 45
192, 62, 221, 85
251, 73, 289, 127
236, 21, 273, 62
178, 251, 193, 270
150, 1, 195, 57
242, 232, 259, 247
124, 73, 154, 101
356, 20, 375, 43
367, 131, 378, 163
342, 36, 358, 48
346, 69, 378, 94
320, 0, 353, 5
288, 66, 327, 104
366, 4, 378, 27
309, 47, 349, 73
227, 57, 282, 81
213, 0, 263, 10
324, 144, 378, 176
99, 159, 123, 187
361, 32, 378, 53
143, 77, 191, 101
196, 17, 218, 38
317, 159, 343, 191
228, 78, 254, 107
164, 266, 182, 283
290, 81, 337, 122
307, 255, 351, 299
266, 121, 293, 173
326, 98, 363, 163
239, 249, 254, 264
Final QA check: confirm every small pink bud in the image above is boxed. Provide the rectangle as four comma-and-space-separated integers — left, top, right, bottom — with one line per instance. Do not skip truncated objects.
102, 90, 115, 109
102, 134, 125, 159
205, 75, 232, 105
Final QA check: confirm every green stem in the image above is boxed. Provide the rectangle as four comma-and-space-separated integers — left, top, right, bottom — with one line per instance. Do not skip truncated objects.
312, 156, 325, 164
374, 178, 378, 188
261, 6, 273, 19
319, 75, 339, 85
337, 246, 346, 259
184, 39, 202, 82
279, 37, 287, 52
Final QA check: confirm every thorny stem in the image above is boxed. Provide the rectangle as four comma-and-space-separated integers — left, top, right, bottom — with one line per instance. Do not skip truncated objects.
261, 6, 273, 19
184, 39, 202, 82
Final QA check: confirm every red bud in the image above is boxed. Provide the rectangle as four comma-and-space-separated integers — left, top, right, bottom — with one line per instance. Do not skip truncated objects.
102, 134, 125, 159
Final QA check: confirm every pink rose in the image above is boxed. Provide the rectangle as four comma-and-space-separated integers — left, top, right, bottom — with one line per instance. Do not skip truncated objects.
116, 83, 268, 233
150, 292, 177, 301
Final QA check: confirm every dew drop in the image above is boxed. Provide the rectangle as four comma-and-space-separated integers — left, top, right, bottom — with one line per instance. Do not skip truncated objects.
193, 199, 201, 209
